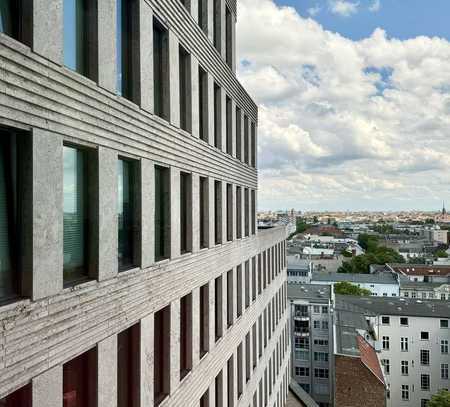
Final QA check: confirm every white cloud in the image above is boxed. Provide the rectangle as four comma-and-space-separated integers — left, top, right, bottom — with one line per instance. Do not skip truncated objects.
328, 0, 359, 17
307, 5, 321, 17
369, 0, 381, 12
236, 0, 450, 211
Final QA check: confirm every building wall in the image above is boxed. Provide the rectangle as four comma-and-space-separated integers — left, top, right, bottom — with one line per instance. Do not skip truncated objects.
334, 355, 385, 407
0, 0, 290, 406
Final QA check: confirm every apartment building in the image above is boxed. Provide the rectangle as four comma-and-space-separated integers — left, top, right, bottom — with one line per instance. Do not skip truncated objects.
340, 296, 450, 407
288, 284, 334, 407
0, 1, 290, 407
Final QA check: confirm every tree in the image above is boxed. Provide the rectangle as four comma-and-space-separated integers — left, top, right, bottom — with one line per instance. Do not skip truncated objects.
296, 218, 309, 234
358, 233, 379, 252
429, 389, 450, 407
338, 246, 404, 274
435, 250, 449, 258
334, 282, 371, 296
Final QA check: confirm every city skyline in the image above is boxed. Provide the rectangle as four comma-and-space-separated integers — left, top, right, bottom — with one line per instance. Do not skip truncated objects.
237, 0, 450, 212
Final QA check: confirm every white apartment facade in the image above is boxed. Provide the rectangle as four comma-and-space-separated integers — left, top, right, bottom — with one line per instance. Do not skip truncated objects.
0, 1, 290, 407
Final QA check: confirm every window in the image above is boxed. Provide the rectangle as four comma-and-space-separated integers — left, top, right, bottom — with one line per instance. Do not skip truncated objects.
235, 107, 242, 160
226, 96, 232, 154
155, 166, 170, 261
251, 190, 256, 235
214, 83, 222, 149
314, 352, 329, 362
421, 331, 429, 340
198, 0, 207, 33
199, 66, 208, 142
236, 265, 242, 317
227, 356, 234, 407
215, 371, 223, 407
117, 0, 136, 100
314, 339, 329, 346
200, 390, 209, 407
214, 181, 222, 245
118, 158, 137, 271
215, 277, 223, 341
400, 337, 408, 352
199, 177, 209, 249
421, 400, 429, 407
381, 359, 390, 375
153, 19, 170, 120
420, 349, 430, 366
400, 317, 408, 326
227, 270, 233, 328
180, 293, 193, 379
245, 333, 251, 382
313, 320, 320, 329
421, 374, 430, 391
0, 0, 30, 45
244, 188, 249, 237
250, 122, 256, 167
442, 364, 449, 380
252, 323, 257, 369
382, 336, 389, 350
401, 360, 408, 375
236, 186, 242, 238
225, 6, 232, 67
245, 261, 250, 309
314, 368, 329, 379
154, 305, 171, 405
64, 0, 95, 78
63, 348, 97, 407
313, 306, 320, 313
295, 367, 309, 377
440, 319, 449, 328
382, 316, 390, 325
226, 184, 233, 241
179, 46, 192, 133
251, 259, 256, 302
237, 343, 243, 398
442, 339, 449, 354
213, 0, 221, 52
180, 172, 192, 254
322, 306, 328, 314
64, 145, 92, 284
322, 320, 329, 330
118, 324, 139, 407
0, 384, 31, 407
401, 385, 409, 401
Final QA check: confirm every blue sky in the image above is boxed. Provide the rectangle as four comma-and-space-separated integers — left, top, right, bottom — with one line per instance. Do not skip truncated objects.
275, 0, 450, 41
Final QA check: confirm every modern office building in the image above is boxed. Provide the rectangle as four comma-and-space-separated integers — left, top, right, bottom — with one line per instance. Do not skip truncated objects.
0, 1, 289, 406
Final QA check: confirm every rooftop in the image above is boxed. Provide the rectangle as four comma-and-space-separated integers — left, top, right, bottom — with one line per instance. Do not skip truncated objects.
388, 263, 450, 276
287, 283, 331, 301
356, 335, 385, 384
311, 271, 398, 285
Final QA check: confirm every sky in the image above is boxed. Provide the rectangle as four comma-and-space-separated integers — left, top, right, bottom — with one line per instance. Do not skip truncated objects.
236, 0, 450, 212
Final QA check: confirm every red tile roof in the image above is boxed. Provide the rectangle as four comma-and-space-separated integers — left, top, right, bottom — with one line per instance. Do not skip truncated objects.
356, 335, 384, 385
389, 264, 450, 276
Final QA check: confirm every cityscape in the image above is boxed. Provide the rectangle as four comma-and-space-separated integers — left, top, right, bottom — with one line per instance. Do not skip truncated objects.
1, 1, 450, 407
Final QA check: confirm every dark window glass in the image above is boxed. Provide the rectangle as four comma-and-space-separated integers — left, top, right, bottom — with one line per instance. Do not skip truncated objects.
214, 181, 222, 245
200, 284, 209, 356
226, 96, 232, 155
198, 0, 207, 33
226, 184, 233, 241
214, 83, 222, 149
251, 122, 256, 167
155, 166, 170, 261
117, 0, 135, 99
0, 384, 31, 407
118, 159, 136, 271
180, 172, 192, 254
251, 190, 256, 235
0, 0, 29, 44
244, 115, 249, 164
236, 186, 242, 238
199, 66, 208, 142
154, 305, 171, 405
180, 293, 193, 378
179, 46, 192, 133
244, 188, 249, 237
199, 176, 208, 249
225, 7, 232, 67
235, 107, 241, 160
213, 0, 221, 52
153, 19, 170, 120
63, 146, 90, 284
118, 324, 140, 407
215, 276, 223, 341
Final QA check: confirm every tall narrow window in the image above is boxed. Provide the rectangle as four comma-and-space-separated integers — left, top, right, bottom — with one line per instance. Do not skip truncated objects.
199, 176, 209, 249
245, 261, 250, 309
251, 122, 256, 167
180, 172, 192, 254
64, 0, 95, 78
245, 333, 251, 382
226, 96, 232, 154
199, 66, 209, 142
225, 7, 232, 68
213, 0, 221, 52
215, 371, 223, 407
117, 0, 136, 99
200, 283, 210, 357
154, 305, 171, 405
180, 293, 193, 379
236, 186, 242, 238
236, 265, 242, 318
251, 190, 256, 235
235, 107, 242, 160
227, 356, 234, 407
251, 259, 256, 301
226, 184, 233, 241
214, 83, 222, 149
198, 0, 207, 34
64, 145, 91, 284
155, 166, 170, 261
244, 188, 249, 237
118, 158, 136, 271
153, 19, 170, 121
0, 1, 30, 45
0, 384, 31, 407
214, 181, 222, 245
227, 270, 233, 328
63, 348, 97, 407
200, 390, 209, 407
179, 45, 192, 133
244, 115, 249, 164
215, 276, 223, 341
237, 343, 243, 398
252, 323, 257, 369
118, 324, 140, 407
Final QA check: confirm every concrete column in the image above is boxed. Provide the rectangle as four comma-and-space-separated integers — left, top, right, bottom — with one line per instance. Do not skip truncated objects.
97, 0, 117, 93
140, 159, 155, 268
192, 286, 200, 367
140, 314, 154, 407
170, 168, 181, 258
220, 87, 227, 153
191, 0, 199, 23
97, 334, 118, 407
207, 0, 214, 42
222, 365, 228, 407
209, 381, 216, 407
170, 299, 181, 393
208, 177, 216, 248
192, 174, 200, 253
220, 0, 226, 60
231, 100, 237, 158
32, 0, 63, 64
32, 365, 62, 407
98, 147, 118, 281
26, 129, 63, 300
207, 72, 215, 146
137, 0, 154, 113
191, 56, 200, 139
169, 30, 180, 128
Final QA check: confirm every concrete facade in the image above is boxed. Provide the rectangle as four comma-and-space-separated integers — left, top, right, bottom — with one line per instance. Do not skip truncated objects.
0, 1, 290, 406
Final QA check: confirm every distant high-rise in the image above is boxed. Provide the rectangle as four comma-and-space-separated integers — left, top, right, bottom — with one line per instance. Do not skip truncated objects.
0, 1, 289, 406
